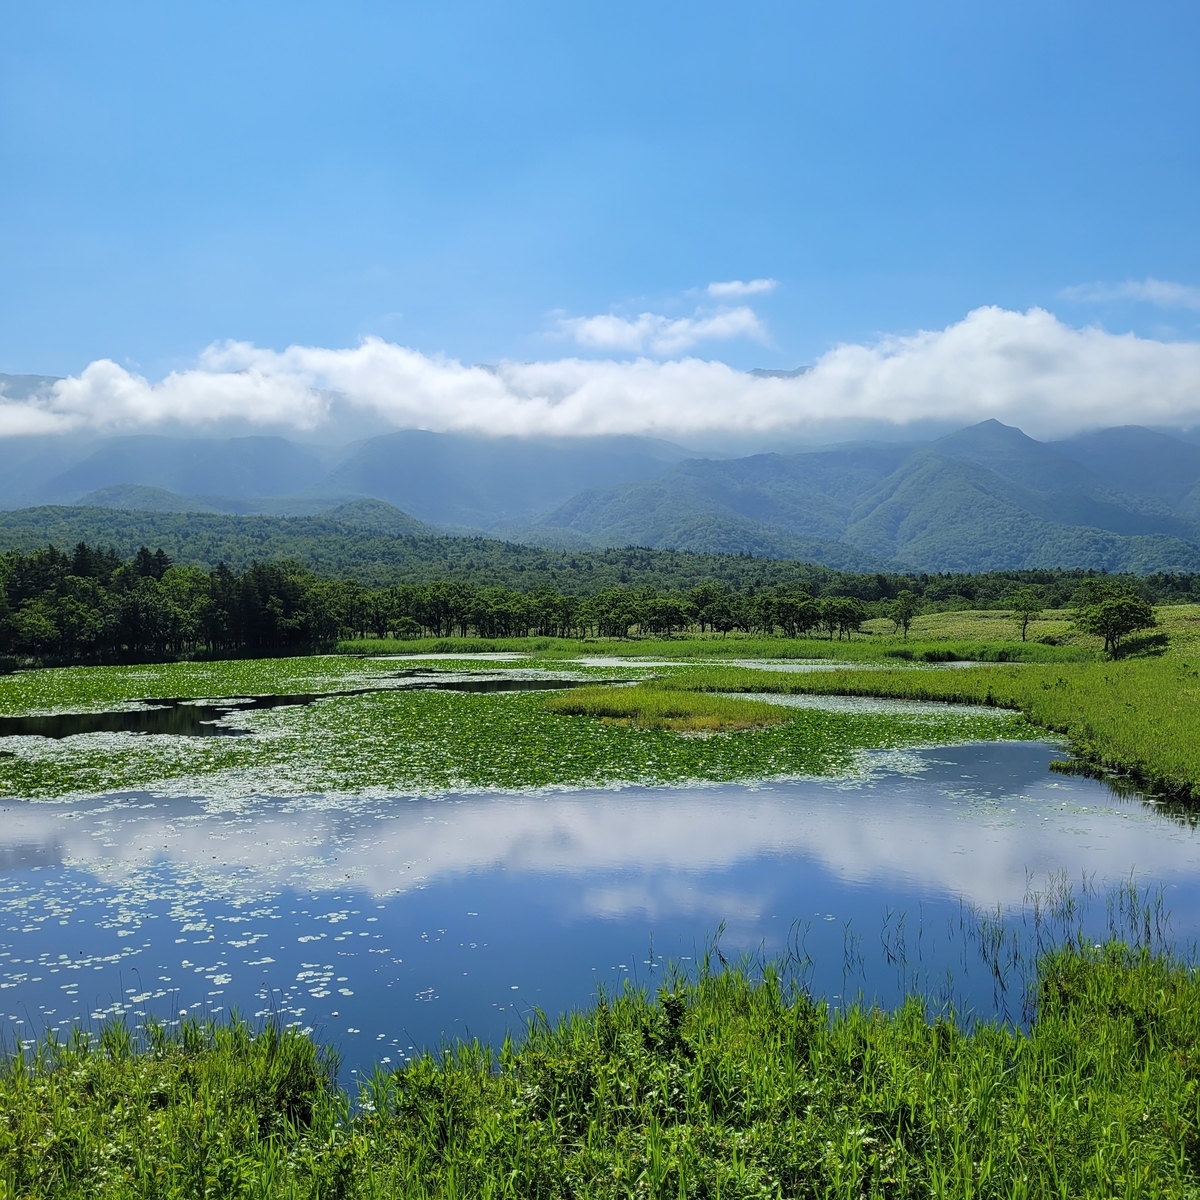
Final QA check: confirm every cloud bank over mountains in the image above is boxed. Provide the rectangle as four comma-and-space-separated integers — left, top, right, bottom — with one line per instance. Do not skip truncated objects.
4, 305, 1200, 441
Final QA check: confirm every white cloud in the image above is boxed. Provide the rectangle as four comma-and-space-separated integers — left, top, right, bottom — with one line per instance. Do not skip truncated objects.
5, 306, 1200, 441
558, 305, 766, 355
706, 278, 777, 298
1061, 277, 1200, 310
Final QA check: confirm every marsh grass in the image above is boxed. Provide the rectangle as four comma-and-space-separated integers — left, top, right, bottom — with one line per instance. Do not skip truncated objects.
4, 945, 1200, 1198
663, 655, 1200, 804
0, 655, 405, 717
543, 683, 793, 732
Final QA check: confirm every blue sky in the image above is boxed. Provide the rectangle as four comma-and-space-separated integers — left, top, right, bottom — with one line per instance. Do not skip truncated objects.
2, 2, 1199, 440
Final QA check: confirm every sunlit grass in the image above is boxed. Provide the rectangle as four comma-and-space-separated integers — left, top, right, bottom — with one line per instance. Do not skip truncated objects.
4, 946, 1199, 1197
339, 628, 1092, 662
338, 603, 1200, 664
543, 682, 793, 731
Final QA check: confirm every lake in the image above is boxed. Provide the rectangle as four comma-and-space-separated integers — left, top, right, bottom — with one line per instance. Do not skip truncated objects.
2, 738, 1195, 1079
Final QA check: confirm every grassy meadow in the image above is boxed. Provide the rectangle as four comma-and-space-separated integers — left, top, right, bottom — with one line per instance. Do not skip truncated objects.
339, 602, 1200, 663
542, 683, 796, 731
4, 945, 1200, 1198
337, 625, 1091, 662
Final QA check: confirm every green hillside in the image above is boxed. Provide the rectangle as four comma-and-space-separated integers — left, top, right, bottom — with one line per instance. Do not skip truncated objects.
525, 421, 1200, 572
0, 502, 889, 591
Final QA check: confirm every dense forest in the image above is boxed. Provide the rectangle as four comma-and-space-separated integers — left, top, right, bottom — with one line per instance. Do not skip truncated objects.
0, 541, 1195, 664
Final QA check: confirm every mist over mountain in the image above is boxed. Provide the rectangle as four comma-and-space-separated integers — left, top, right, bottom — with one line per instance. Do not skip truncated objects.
4, 419, 1200, 574
324, 431, 690, 527
37, 435, 328, 504
1, 429, 690, 520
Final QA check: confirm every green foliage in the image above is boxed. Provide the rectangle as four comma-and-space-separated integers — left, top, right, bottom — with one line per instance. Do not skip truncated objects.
5, 505, 1200, 598
0, 544, 346, 662
1072, 580, 1158, 655
5, 540, 1137, 667
1007, 585, 1042, 640
0, 1016, 342, 1199
4, 948, 1200, 1197
886, 588, 918, 638
1076, 595, 1157, 656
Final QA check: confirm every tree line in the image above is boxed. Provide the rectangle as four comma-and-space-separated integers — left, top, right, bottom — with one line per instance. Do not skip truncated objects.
0, 542, 1168, 665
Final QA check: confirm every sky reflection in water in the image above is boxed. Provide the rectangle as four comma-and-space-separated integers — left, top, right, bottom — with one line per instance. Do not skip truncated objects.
1, 739, 1197, 1077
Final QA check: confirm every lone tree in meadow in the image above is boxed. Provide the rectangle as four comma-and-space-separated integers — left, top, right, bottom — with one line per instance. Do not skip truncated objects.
1008, 587, 1042, 641
1073, 582, 1156, 657
888, 589, 918, 639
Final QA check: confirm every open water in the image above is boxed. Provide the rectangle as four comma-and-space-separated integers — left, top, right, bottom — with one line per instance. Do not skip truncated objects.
2, 739, 1198, 1077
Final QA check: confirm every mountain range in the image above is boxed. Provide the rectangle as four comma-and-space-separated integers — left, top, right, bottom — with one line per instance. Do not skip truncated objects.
3, 390, 1200, 574
516, 422, 1200, 573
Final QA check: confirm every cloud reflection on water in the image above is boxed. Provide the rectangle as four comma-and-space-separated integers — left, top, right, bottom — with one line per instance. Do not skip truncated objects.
1, 742, 1194, 918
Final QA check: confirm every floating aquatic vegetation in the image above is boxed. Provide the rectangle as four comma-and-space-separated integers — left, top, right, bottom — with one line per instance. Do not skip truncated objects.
0, 654, 1032, 801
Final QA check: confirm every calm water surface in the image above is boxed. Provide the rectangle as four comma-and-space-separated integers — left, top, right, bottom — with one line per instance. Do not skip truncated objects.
1, 740, 1197, 1077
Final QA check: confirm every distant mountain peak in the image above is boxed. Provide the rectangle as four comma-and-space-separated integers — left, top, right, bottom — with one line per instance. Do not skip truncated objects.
0, 373, 62, 400
748, 366, 811, 379
77, 484, 222, 514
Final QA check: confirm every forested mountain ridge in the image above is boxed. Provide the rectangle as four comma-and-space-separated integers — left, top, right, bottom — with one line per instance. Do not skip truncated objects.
0, 502, 891, 591
4, 419, 1200, 573
518, 420, 1200, 572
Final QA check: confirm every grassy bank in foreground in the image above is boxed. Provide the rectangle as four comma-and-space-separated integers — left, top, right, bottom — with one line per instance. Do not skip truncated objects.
667, 655, 1200, 804
4, 947, 1198, 1198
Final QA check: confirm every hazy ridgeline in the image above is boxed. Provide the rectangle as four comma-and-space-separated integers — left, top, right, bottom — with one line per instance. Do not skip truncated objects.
1, 540, 1195, 665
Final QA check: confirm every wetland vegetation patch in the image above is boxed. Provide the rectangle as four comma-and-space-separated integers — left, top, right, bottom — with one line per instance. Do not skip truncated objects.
0, 656, 1031, 801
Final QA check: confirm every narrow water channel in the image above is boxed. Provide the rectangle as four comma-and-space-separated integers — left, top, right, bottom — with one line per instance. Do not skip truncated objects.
1, 740, 1196, 1079
0, 673, 598, 739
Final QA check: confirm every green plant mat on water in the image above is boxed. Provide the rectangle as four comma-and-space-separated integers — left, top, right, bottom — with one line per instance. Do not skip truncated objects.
0, 684, 1028, 801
